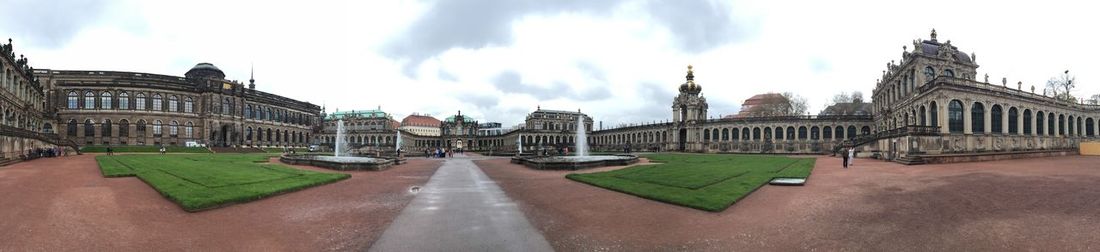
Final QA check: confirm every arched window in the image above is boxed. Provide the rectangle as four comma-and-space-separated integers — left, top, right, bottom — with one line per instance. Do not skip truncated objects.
764, 127, 773, 139
1048, 113, 1055, 136
1007, 107, 1017, 134
119, 92, 129, 110
944, 69, 955, 78
184, 121, 193, 138
753, 128, 761, 140
823, 126, 833, 139
67, 119, 77, 136
1087, 118, 1095, 137
834, 126, 844, 139
847, 126, 856, 139
247, 127, 253, 140
924, 66, 935, 81
1022, 109, 1032, 135
731, 128, 740, 141
163, 95, 176, 112
721, 128, 729, 141
948, 100, 964, 133
67, 91, 79, 109
991, 105, 1002, 133
169, 121, 179, 137
119, 119, 129, 138
929, 102, 939, 128
84, 91, 95, 109
153, 120, 163, 136
136, 93, 146, 110
798, 126, 807, 140
861, 126, 871, 135
84, 119, 95, 137
184, 97, 193, 113
1059, 114, 1065, 136
246, 105, 253, 119
971, 102, 984, 133
704, 129, 711, 141
811, 126, 820, 140
152, 94, 163, 111
136, 120, 147, 136
100, 92, 112, 109
1036, 111, 1045, 135
102, 119, 112, 137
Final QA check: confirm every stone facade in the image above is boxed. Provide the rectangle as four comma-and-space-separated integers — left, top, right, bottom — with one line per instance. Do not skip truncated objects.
0, 39, 67, 160
39, 63, 321, 148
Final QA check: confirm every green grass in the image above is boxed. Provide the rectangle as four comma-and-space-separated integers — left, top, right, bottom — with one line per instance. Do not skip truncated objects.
96, 153, 349, 212
82, 145, 211, 153
566, 153, 815, 212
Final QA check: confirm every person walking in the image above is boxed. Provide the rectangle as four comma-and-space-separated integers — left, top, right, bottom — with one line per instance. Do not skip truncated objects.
847, 147, 855, 167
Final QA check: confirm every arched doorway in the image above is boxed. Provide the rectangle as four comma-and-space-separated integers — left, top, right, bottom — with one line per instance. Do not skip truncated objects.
220, 124, 230, 147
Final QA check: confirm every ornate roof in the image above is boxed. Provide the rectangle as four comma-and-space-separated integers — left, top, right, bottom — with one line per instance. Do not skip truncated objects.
184, 62, 226, 79
678, 65, 701, 95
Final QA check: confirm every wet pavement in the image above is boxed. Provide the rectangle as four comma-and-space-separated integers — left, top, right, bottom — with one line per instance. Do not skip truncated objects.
370, 154, 552, 252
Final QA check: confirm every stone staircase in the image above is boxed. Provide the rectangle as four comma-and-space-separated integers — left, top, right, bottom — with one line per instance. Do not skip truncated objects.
209, 147, 266, 153
894, 155, 927, 165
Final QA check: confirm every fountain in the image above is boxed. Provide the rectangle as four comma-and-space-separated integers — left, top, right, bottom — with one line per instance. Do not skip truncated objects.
280, 119, 397, 171
512, 113, 637, 170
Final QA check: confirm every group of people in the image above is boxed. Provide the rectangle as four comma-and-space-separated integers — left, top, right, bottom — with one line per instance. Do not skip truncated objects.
25, 147, 66, 160
425, 148, 454, 158
841, 147, 855, 168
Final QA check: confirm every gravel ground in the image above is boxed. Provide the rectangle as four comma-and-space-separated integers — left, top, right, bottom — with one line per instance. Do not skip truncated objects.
0, 154, 442, 251
476, 155, 1100, 251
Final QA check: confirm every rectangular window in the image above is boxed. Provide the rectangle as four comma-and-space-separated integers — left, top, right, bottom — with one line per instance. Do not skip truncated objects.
136, 98, 145, 110
68, 97, 78, 109
169, 101, 178, 112
101, 96, 112, 109
153, 99, 162, 111
119, 98, 129, 110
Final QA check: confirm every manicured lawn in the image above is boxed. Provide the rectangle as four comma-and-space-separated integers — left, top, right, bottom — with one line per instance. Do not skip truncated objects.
566, 153, 815, 212
262, 147, 310, 153
82, 145, 211, 153
96, 153, 349, 212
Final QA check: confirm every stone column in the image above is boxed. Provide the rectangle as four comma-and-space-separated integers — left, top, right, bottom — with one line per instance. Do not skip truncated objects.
963, 103, 972, 134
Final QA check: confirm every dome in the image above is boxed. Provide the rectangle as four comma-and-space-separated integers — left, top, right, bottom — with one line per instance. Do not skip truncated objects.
184, 62, 226, 79
678, 65, 702, 95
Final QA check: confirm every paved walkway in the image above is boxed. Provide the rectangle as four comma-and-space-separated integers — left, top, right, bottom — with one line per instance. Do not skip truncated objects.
369, 154, 552, 252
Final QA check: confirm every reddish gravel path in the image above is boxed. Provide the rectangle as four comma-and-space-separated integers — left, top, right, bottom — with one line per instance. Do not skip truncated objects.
0, 154, 442, 251
476, 155, 1100, 251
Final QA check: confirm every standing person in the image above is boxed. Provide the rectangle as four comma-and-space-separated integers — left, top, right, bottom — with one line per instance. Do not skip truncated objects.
847, 147, 855, 167
160, 146, 166, 154
106, 146, 114, 156
842, 149, 849, 169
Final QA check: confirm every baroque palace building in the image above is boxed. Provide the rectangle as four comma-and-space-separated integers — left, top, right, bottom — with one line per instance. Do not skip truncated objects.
0, 39, 68, 161
329, 30, 1097, 164
38, 63, 321, 149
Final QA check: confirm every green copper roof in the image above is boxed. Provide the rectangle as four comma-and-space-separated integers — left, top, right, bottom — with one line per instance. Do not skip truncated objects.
445, 115, 476, 123
326, 109, 388, 120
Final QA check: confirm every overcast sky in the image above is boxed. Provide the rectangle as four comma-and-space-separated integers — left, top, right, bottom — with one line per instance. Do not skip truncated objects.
2, 0, 1097, 128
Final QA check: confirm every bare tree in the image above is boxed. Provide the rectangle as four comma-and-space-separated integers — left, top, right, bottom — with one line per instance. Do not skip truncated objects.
782, 92, 808, 116
850, 91, 864, 103
1044, 70, 1076, 102
825, 91, 866, 108
1090, 93, 1100, 105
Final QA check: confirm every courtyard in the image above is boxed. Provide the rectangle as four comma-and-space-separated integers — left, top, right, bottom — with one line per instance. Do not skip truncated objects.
2, 153, 1100, 250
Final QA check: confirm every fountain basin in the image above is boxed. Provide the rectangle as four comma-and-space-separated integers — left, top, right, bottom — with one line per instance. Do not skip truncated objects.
281, 154, 396, 171
511, 155, 638, 170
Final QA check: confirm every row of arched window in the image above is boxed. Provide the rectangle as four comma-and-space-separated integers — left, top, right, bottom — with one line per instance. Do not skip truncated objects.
701, 125, 871, 142
244, 126, 308, 144
592, 131, 668, 145
908, 100, 1098, 137
66, 119, 194, 140
322, 134, 392, 144
242, 102, 311, 126
67, 91, 193, 113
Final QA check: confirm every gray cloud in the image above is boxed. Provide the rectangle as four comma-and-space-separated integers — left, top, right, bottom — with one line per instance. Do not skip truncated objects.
460, 92, 501, 110
384, 0, 754, 76
493, 70, 611, 101
0, 0, 112, 48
